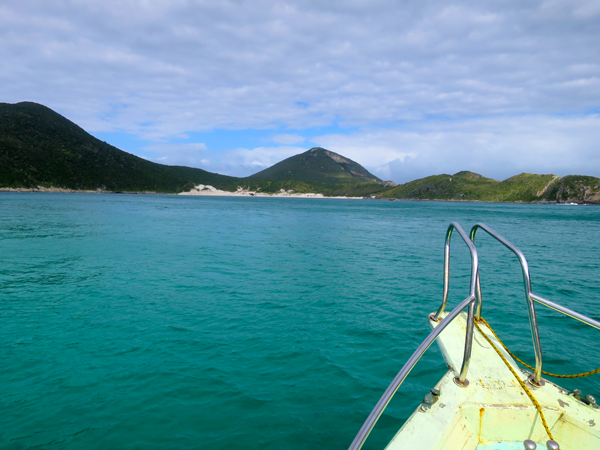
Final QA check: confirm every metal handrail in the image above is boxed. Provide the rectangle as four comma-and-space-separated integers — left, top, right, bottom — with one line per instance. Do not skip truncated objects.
434, 223, 480, 384
348, 223, 479, 450
530, 293, 600, 331
347, 296, 476, 450
469, 223, 545, 385
470, 223, 600, 384
434, 223, 480, 319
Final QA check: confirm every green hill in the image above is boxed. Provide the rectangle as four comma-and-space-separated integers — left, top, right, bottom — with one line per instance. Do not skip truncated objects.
490, 173, 558, 202
0, 102, 240, 193
376, 171, 559, 202
247, 147, 394, 196
377, 171, 497, 201
377, 171, 600, 204
250, 147, 381, 183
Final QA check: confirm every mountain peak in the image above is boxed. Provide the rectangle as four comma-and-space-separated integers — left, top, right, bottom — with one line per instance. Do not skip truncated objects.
249, 147, 382, 185
453, 171, 485, 179
306, 147, 354, 164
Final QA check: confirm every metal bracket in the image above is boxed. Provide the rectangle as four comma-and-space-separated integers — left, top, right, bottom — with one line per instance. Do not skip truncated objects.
526, 375, 545, 388
453, 376, 470, 388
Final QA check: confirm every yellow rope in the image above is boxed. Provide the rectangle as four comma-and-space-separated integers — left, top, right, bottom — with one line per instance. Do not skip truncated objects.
474, 318, 555, 442
479, 317, 600, 379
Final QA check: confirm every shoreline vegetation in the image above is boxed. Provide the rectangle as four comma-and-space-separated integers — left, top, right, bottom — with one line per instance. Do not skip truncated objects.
0, 185, 595, 205
1, 101, 600, 204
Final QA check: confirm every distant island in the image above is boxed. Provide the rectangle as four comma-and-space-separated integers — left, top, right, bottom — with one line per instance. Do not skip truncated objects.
1, 101, 599, 204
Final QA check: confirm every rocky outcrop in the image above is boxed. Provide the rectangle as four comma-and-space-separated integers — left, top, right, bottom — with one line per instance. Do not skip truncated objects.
545, 176, 600, 204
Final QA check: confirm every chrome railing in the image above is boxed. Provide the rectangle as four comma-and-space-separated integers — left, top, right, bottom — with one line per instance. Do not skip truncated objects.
530, 293, 600, 332
470, 223, 600, 385
434, 223, 480, 385
469, 223, 545, 385
348, 223, 478, 450
348, 221, 600, 450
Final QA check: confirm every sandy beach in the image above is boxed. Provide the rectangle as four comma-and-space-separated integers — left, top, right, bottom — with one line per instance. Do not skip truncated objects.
178, 184, 364, 199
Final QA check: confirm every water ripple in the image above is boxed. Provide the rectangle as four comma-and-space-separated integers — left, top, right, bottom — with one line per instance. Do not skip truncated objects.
1, 193, 599, 449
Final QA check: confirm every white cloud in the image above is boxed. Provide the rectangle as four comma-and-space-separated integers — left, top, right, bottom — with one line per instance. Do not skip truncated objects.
142, 142, 208, 166
270, 133, 306, 145
1, 1, 600, 181
1, 0, 599, 138
312, 115, 600, 183
202, 146, 307, 178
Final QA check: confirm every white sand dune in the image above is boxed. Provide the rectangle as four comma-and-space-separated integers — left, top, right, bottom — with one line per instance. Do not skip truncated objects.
179, 184, 362, 199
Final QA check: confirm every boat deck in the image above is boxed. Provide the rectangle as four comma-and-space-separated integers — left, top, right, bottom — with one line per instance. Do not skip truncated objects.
477, 443, 552, 449
477, 442, 548, 450
385, 312, 600, 450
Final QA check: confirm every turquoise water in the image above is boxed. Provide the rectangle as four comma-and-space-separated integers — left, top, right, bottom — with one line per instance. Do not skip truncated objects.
1, 193, 599, 450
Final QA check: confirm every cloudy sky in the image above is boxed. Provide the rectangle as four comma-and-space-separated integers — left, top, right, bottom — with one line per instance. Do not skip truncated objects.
1, 0, 599, 183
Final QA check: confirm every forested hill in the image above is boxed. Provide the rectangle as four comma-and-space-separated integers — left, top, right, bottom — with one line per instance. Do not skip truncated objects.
0, 102, 240, 193
246, 147, 395, 196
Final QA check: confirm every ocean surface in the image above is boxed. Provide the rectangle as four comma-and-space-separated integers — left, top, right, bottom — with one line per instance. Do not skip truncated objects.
1, 193, 599, 450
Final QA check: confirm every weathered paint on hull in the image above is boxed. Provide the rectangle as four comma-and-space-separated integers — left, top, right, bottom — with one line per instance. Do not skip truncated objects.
385, 312, 600, 450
